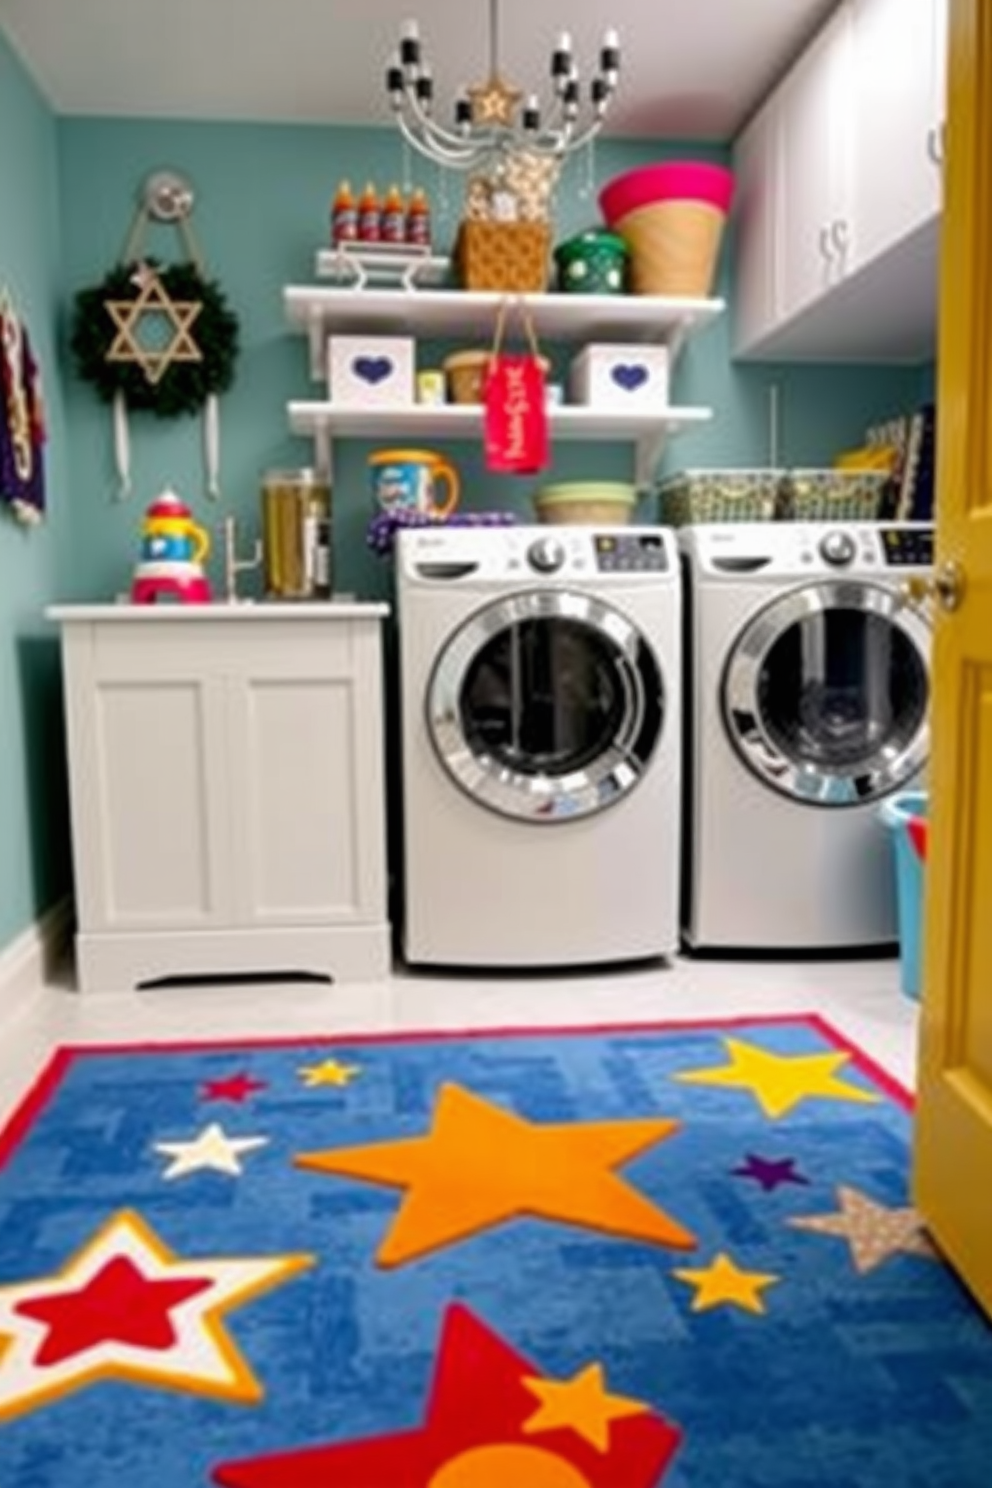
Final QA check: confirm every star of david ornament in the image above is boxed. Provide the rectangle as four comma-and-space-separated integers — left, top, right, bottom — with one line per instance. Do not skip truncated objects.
104, 263, 203, 387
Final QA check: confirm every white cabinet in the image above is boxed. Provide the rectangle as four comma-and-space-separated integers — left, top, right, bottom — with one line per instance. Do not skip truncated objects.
849, 0, 944, 272
777, 4, 854, 324
283, 285, 724, 487
731, 95, 781, 355
733, 0, 947, 359
49, 604, 391, 992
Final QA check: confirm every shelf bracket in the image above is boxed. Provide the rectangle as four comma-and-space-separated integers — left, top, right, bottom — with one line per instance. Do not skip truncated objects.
312, 422, 332, 480
307, 307, 325, 382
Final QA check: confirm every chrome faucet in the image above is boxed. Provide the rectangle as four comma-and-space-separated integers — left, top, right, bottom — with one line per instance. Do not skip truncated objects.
219, 515, 263, 603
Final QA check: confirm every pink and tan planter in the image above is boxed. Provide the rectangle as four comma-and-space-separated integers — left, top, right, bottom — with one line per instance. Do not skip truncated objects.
599, 161, 735, 297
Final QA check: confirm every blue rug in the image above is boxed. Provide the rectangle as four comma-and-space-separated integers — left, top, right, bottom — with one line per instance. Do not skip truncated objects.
0, 1015, 989, 1487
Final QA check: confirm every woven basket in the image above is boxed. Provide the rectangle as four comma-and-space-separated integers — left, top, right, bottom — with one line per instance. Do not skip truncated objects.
455, 221, 551, 293
615, 200, 726, 296
659, 469, 784, 526
780, 470, 893, 522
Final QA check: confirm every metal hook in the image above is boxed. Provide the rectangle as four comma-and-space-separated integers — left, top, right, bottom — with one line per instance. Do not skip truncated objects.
142, 170, 195, 223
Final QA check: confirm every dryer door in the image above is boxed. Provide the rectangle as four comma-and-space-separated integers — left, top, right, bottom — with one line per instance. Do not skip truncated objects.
427, 589, 665, 822
723, 581, 931, 805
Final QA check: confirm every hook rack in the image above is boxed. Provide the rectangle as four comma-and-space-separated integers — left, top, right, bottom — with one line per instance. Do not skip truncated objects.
142, 170, 195, 224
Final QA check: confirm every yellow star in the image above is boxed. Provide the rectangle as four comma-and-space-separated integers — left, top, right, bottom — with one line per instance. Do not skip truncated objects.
298, 1058, 361, 1089
522, 1361, 650, 1452
673, 1038, 881, 1119
294, 1082, 696, 1268
790, 1185, 939, 1273
467, 73, 522, 126
105, 268, 203, 387
672, 1251, 780, 1315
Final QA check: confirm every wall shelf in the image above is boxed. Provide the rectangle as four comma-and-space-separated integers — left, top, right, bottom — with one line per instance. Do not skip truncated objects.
284, 285, 725, 380
288, 400, 712, 487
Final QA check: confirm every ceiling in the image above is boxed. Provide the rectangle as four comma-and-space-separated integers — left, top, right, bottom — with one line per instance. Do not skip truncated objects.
0, 0, 839, 140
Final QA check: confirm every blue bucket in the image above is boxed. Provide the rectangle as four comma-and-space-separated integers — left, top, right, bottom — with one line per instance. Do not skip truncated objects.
880, 791, 928, 1000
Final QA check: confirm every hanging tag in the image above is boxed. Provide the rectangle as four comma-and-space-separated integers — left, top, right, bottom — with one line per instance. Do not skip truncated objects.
483, 353, 549, 475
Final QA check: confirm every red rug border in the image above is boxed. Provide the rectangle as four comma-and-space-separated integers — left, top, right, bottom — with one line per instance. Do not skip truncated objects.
0, 1011, 912, 1173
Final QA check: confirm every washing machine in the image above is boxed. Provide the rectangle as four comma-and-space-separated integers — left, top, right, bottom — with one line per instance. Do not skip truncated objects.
680, 521, 933, 950
396, 524, 682, 968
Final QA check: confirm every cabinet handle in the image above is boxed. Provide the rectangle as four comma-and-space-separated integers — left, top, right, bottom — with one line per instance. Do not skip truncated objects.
831, 219, 849, 255
927, 125, 939, 163
818, 225, 834, 260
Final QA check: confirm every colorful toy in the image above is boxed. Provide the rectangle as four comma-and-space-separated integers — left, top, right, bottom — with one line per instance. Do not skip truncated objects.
130, 488, 213, 603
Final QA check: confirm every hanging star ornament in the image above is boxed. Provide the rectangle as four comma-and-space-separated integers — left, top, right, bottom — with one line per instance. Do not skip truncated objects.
294, 1081, 696, 1267
672, 1252, 780, 1315
153, 1122, 269, 1179
211, 1303, 681, 1487
673, 1037, 881, 1119
298, 1057, 361, 1089
0, 1209, 313, 1422
789, 1185, 940, 1273
104, 262, 203, 387
467, 72, 522, 125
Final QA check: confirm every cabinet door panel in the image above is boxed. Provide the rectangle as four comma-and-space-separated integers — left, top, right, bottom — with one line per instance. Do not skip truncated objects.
91, 678, 230, 928
732, 97, 781, 355
779, 5, 853, 321
851, 0, 940, 270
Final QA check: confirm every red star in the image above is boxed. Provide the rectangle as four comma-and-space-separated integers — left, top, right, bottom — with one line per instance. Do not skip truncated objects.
200, 1072, 269, 1104
212, 1304, 681, 1487
14, 1256, 211, 1366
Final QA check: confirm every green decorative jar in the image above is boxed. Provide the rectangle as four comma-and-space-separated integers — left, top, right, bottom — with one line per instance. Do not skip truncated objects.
553, 229, 629, 295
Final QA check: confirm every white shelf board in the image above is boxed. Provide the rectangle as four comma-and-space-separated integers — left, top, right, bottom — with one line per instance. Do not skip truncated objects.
285, 285, 725, 378
288, 401, 712, 488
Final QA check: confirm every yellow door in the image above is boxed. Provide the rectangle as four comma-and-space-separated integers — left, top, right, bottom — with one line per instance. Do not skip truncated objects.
913, 0, 992, 1319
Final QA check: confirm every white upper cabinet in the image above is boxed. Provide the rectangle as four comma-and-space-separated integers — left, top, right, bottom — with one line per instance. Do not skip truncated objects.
849, 0, 944, 272
777, 5, 854, 324
732, 94, 782, 355
732, 0, 947, 359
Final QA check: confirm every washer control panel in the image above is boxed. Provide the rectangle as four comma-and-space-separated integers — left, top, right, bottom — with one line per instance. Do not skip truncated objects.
819, 530, 857, 567
880, 525, 935, 567
594, 532, 670, 572
526, 537, 566, 573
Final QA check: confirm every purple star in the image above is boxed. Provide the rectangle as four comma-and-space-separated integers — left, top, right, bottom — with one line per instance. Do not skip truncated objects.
731, 1154, 810, 1193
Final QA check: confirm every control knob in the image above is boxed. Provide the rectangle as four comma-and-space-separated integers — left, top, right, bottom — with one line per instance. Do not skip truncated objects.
527, 537, 566, 573
819, 530, 856, 567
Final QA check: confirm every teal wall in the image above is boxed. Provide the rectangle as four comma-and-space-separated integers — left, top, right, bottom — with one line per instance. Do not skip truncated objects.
56, 120, 926, 607
0, 30, 72, 959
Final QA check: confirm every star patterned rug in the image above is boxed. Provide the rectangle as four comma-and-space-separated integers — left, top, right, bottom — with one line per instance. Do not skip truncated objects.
0, 1014, 989, 1487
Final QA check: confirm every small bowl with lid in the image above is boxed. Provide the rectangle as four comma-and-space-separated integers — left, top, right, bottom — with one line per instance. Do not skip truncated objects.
533, 480, 639, 525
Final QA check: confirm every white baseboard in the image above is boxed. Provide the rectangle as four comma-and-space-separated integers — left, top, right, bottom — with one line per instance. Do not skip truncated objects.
0, 898, 73, 1029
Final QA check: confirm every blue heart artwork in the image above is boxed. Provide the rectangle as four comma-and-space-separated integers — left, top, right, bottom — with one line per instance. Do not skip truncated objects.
612, 363, 650, 392
353, 356, 394, 386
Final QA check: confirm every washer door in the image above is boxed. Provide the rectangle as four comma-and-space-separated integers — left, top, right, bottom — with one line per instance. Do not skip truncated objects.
723, 581, 930, 805
428, 589, 665, 822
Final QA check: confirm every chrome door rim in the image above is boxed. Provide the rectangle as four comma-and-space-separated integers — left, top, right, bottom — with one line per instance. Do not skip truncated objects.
427, 589, 665, 822
722, 581, 931, 806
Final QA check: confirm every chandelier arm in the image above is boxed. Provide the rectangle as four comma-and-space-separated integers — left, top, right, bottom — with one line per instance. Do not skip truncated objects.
394, 109, 493, 170
400, 84, 502, 155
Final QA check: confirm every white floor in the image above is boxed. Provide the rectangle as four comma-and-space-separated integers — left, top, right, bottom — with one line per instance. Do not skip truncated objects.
0, 949, 919, 1132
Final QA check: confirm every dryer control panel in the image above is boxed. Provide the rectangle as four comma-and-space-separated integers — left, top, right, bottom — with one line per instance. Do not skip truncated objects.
594, 532, 670, 572
879, 526, 935, 567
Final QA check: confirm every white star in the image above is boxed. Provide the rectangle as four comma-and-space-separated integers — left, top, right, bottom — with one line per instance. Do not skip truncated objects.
154, 1122, 269, 1179
0, 1209, 313, 1422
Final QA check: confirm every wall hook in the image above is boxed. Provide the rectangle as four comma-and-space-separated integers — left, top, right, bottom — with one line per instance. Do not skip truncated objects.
142, 170, 195, 223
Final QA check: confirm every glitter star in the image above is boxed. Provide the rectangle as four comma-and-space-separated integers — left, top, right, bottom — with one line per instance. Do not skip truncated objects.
153, 1122, 269, 1179
789, 1186, 939, 1273
672, 1252, 780, 1315
104, 267, 202, 387
674, 1038, 880, 1119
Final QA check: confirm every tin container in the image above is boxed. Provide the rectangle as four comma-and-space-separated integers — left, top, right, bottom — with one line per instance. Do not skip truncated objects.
553, 229, 629, 295
261, 469, 332, 599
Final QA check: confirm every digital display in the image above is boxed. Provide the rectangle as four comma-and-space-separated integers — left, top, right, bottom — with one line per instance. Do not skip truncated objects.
594, 532, 669, 572
879, 527, 934, 567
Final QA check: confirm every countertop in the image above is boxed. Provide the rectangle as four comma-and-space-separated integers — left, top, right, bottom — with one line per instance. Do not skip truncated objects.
46, 598, 390, 623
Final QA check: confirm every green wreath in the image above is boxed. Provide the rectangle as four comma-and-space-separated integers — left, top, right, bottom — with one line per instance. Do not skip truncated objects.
69, 259, 240, 419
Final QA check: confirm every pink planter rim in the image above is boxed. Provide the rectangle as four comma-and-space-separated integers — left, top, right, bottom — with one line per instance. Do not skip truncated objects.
599, 161, 735, 225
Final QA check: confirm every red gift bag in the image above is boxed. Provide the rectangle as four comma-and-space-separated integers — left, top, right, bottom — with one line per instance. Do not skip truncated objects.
483, 299, 549, 475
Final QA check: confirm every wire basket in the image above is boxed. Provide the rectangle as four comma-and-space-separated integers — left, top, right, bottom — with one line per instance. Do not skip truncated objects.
779, 470, 894, 522
659, 469, 785, 526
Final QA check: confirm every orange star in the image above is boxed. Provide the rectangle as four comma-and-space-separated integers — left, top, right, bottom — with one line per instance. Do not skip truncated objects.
523, 1362, 650, 1452
294, 1082, 695, 1268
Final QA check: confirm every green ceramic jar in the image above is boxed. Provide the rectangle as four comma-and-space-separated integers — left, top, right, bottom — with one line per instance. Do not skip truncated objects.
553, 229, 630, 295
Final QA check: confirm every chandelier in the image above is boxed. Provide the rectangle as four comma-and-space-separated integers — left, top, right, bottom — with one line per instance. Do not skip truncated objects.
385, 0, 622, 171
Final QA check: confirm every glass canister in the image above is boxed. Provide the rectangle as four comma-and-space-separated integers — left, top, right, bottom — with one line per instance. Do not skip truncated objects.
261, 469, 332, 599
